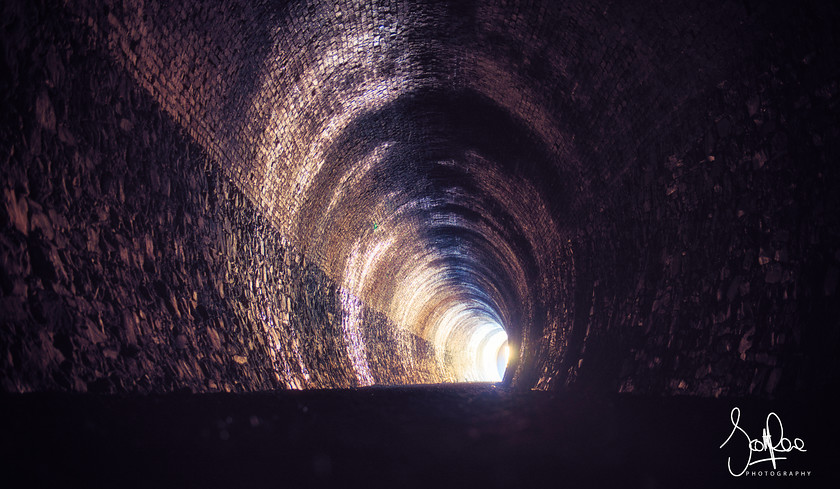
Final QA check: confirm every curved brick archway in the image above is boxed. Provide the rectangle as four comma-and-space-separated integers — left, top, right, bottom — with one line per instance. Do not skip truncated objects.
1, 0, 839, 397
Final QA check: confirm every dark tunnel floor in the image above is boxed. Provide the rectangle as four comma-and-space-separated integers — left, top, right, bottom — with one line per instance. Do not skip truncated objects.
0, 384, 834, 488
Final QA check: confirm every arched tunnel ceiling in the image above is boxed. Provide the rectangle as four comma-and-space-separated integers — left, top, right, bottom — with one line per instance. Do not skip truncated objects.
70, 0, 766, 383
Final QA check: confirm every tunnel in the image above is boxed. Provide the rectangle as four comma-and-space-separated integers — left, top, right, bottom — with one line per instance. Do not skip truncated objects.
1, 0, 839, 487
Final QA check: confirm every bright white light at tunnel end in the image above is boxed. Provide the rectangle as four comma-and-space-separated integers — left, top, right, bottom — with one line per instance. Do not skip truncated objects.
475, 326, 509, 382
438, 311, 510, 383
498, 343, 510, 381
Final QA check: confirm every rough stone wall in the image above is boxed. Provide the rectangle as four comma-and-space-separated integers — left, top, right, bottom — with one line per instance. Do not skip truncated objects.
0, 0, 443, 393
545, 3, 840, 397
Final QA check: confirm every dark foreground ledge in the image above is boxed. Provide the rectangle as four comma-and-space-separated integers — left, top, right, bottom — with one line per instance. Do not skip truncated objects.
0, 384, 834, 488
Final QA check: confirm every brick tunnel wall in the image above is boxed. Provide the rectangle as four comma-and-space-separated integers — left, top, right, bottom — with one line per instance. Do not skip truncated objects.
60, 0, 770, 390
59, 0, 578, 386
0, 0, 445, 393
543, 4, 840, 397
2, 0, 839, 396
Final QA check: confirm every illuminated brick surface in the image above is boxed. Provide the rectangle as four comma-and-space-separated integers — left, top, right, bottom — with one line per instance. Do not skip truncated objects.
1, 0, 838, 395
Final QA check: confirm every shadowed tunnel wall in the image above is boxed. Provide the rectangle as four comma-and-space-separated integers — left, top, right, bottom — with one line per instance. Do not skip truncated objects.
2, 0, 839, 395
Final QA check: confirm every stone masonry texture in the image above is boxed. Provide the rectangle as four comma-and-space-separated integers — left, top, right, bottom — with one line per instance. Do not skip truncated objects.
1, 0, 443, 393
1, 0, 839, 397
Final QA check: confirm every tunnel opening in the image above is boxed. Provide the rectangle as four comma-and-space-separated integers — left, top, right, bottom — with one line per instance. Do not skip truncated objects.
290, 87, 568, 386
473, 323, 508, 382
